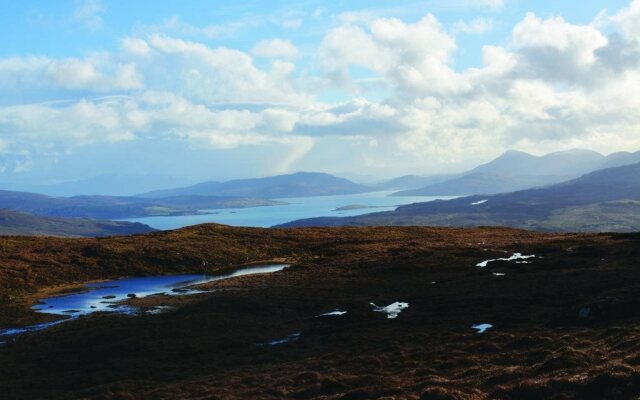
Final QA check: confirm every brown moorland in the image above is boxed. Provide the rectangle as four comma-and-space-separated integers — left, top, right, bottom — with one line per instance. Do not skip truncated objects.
1, 224, 640, 399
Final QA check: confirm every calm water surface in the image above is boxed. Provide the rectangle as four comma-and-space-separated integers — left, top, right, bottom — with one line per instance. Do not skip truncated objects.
33, 264, 289, 316
0, 264, 289, 337
122, 191, 453, 230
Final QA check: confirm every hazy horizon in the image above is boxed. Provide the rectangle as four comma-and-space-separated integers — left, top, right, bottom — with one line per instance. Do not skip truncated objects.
2, 0, 640, 188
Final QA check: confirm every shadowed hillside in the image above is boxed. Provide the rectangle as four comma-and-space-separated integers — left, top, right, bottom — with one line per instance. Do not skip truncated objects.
393, 149, 640, 196
280, 162, 640, 232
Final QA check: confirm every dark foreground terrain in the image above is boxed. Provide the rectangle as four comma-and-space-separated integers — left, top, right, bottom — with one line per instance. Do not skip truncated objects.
0, 208, 155, 237
1, 225, 640, 399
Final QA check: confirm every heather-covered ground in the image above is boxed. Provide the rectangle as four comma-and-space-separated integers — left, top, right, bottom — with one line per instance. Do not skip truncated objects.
1, 225, 639, 399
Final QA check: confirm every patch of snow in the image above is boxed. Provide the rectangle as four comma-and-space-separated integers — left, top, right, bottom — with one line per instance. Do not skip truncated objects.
492, 273, 506, 276
476, 253, 535, 267
471, 200, 488, 205
472, 323, 493, 334
371, 302, 409, 319
263, 332, 301, 346
318, 310, 347, 317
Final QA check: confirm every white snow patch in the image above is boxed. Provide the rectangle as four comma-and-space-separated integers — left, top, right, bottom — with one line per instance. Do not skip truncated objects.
476, 253, 535, 267
318, 310, 347, 317
371, 302, 409, 319
472, 323, 493, 334
263, 332, 301, 346
471, 200, 488, 205
492, 273, 506, 276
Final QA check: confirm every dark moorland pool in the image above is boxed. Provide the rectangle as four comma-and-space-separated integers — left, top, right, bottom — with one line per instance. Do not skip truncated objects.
0, 264, 289, 337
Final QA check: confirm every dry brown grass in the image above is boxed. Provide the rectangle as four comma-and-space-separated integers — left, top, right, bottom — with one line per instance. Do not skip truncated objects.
1, 225, 640, 399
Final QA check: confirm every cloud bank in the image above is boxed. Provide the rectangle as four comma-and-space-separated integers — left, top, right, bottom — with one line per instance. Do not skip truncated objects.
1, 1, 639, 175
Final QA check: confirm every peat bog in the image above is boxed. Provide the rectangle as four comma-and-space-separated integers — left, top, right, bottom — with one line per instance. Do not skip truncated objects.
1, 225, 640, 399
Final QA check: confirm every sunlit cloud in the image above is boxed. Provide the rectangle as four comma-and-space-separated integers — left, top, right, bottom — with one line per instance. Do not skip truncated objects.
1, 1, 639, 177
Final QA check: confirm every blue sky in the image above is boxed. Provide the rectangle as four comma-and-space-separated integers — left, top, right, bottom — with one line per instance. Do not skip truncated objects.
0, 0, 639, 191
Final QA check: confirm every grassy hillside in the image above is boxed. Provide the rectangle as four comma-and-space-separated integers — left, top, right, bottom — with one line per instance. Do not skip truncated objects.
1, 225, 640, 399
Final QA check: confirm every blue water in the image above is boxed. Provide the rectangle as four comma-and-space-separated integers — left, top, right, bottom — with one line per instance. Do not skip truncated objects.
0, 264, 289, 338
33, 264, 289, 316
122, 191, 453, 230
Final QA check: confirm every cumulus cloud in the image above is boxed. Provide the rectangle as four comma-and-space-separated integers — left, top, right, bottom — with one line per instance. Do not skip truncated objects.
512, 13, 608, 65
320, 15, 462, 94
0, 56, 143, 94
612, 0, 640, 40
251, 39, 299, 59
317, 6, 640, 164
1, 1, 640, 175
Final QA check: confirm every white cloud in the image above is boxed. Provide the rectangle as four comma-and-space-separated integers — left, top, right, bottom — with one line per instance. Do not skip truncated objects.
251, 39, 299, 59
512, 12, 608, 65
73, 0, 104, 30
612, 0, 640, 40
135, 35, 310, 106
2, 2, 640, 176
0, 56, 143, 93
121, 37, 151, 56
321, 14, 465, 94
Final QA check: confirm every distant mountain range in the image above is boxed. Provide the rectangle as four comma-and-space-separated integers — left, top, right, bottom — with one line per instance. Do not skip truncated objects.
0, 174, 195, 197
278, 162, 640, 232
391, 149, 640, 196
0, 191, 282, 220
33, 174, 195, 197
0, 209, 155, 237
3, 150, 640, 236
139, 172, 372, 199
372, 174, 459, 191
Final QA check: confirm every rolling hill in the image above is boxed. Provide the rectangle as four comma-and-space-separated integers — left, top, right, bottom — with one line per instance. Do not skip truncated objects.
0, 209, 155, 237
139, 172, 373, 199
279, 162, 640, 232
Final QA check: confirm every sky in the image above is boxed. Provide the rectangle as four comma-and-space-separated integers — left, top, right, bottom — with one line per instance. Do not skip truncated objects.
0, 0, 639, 189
